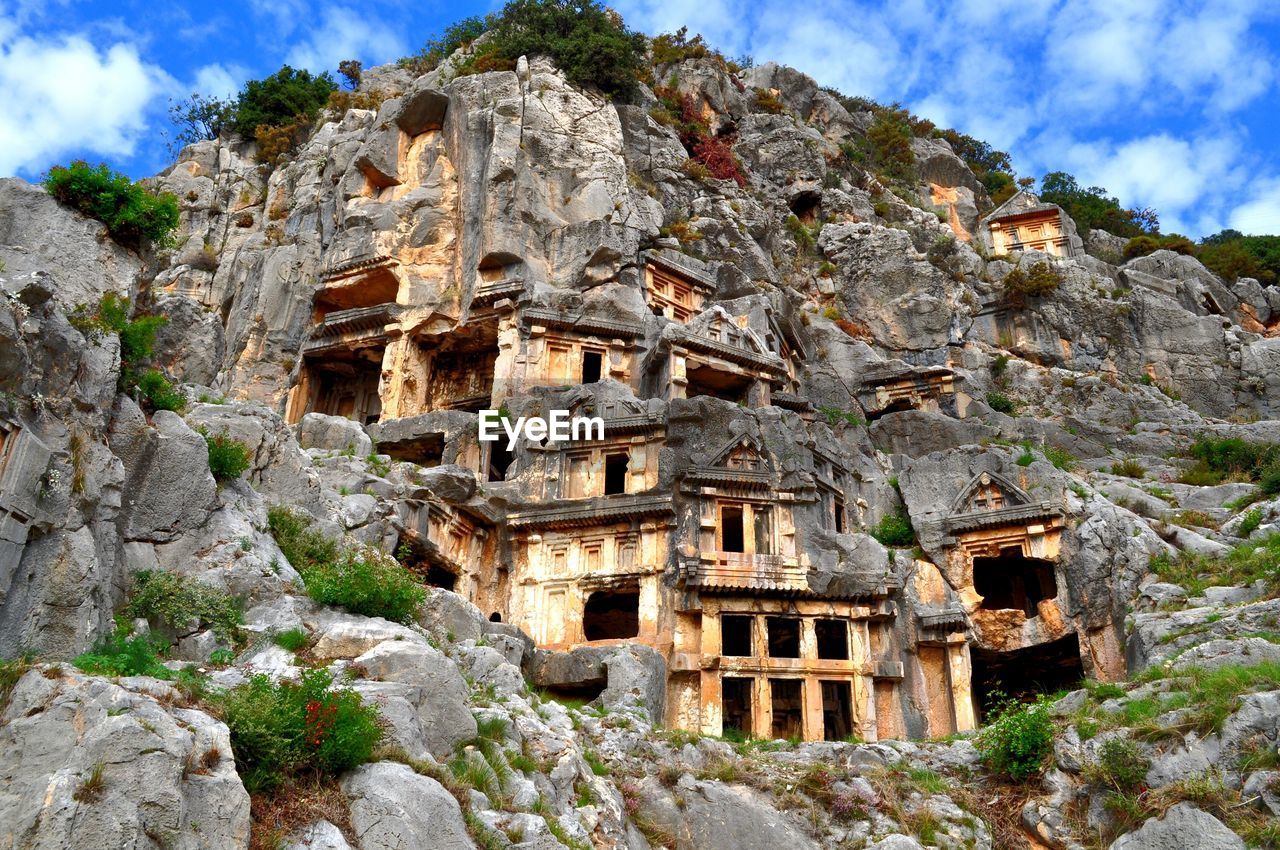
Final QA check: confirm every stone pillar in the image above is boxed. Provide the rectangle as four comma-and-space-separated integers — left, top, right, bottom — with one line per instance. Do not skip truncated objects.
668, 347, 688, 400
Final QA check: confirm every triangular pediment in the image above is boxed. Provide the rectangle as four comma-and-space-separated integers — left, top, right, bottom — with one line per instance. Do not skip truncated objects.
707, 433, 770, 473
949, 471, 1031, 515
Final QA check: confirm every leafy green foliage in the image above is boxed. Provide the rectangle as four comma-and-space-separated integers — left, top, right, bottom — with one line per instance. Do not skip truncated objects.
44, 161, 179, 250
1197, 229, 1280, 286
68, 293, 180, 407
218, 668, 381, 792
933, 128, 1016, 205
1110, 458, 1146, 478
985, 392, 1016, 415
268, 507, 425, 623
203, 430, 252, 481
1085, 737, 1150, 792
229, 66, 337, 137
1180, 435, 1280, 488
168, 93, 233, 145
273, 627, 310, 652
869, 511, 915, 547
484, 0, 646, 100
1150, 533, 1280, 596
126, 569, 243, 643
1123, 233, 1195, 259
842, 106, 917, 185
1002, 261, 1062, 307
136, 369, 186, 412
976, 696, 1053, 781
1039, 171, 1157, 238
401, 15, 492, 73
73, 626, 174, 678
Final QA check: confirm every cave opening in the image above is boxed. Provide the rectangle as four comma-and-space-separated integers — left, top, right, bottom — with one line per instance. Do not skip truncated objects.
970, 632, 1084, 720
686, 364, 750, 404
582, 588, 640, 641
721, 505, 745, 553
974, 548, 1057, 617
486, 441, 514, 482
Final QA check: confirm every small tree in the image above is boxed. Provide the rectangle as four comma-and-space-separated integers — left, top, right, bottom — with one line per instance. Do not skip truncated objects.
230, 66, 337, 137
44, 162, 180, 250
337, 59, 363, 90
168, 93, 233, 145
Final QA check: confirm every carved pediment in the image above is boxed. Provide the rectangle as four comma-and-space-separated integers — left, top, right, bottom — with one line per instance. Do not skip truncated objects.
949, 471, 1030, 515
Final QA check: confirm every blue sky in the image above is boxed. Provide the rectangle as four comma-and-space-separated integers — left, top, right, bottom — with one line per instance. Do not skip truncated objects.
3, 0, 1279, 237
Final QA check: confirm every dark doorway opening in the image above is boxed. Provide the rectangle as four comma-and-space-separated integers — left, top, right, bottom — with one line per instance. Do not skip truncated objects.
834, 497, 846, 533
974, 549, 1058, 617
583, 588, 640, 641
421, 562, 457, 591
542, 680, 607, 705
721, 506, 745, 552
770, 679, 803, 739
722, 677, 753, 737
582, 350, 603, 383
970, 632, 1084, 720
821, 680, 854, 740
381, 432, 445, 467
721, 615, 753, 656
489, 612, 502, 623
766, 617, 801, 658
604, 452, 628, 495
815, 619, 849, 660
487, 442, 514, 482
686, 364, 751, 404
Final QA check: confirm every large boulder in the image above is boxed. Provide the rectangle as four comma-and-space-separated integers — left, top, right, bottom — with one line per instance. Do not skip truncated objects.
0, 667, 250, 850
1109, 802, 1244, 850
352, 640, 477, 758
340, 762, 476, 850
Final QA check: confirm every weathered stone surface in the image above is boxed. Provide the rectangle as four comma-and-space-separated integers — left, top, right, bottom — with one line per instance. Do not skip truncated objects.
0, 668, 250, 850
352, 640, 477, 757
341, 762, 476, 850
1109, 803, 1244, 850
297, 412, 373, 456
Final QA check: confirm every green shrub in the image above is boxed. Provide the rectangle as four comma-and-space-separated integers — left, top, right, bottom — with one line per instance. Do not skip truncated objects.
1110, 458, 1146, 479
218, 668, 381, 792
1261, 463, 1280, 496
273, 627, 309, 652
1039, 171, 1157, 239
229, 66, 336, 137
1086, 737, 1150, 791
401, 15, 491, 73
1043, 445, 1078, 471
1123, 235, 1160, 259
1002, 262, 1062, 306
1016, 444, 1036, 466
126, 569, 243, 643
479, 0, 646, 100
1239, 508, 1265, 537
267, 507, 425, 623
870, 511, 915, 547
986, 392, 1016, 415
73, 626, 174, 678
976, 696, 1053, 781
136, 369, 186, 412
1181, 436, 1280, 488
44, 162, 179, 250
204, 430, 252, 481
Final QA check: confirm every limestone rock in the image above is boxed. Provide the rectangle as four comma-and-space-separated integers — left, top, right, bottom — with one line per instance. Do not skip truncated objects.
341, 762, 476, 850
1109, 803, 1244, 850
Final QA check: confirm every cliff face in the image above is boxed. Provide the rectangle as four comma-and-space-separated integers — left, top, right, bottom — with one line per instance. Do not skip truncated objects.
0, 43, 1278, 850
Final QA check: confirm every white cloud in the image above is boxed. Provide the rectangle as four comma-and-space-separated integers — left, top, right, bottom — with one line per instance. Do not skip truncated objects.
284, 7, 406, 74
1229, 178, 1280, 236
191, 62, 244, 101
0, 28, 165, 176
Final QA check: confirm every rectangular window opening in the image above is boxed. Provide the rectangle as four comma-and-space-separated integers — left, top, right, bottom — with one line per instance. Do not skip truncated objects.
721, 505, 745, 553
721, 615, 753, 657
581, 350, 603, 384
815, 619, 850, 660
766, 616, 801, 659
604, 452, 628, 495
